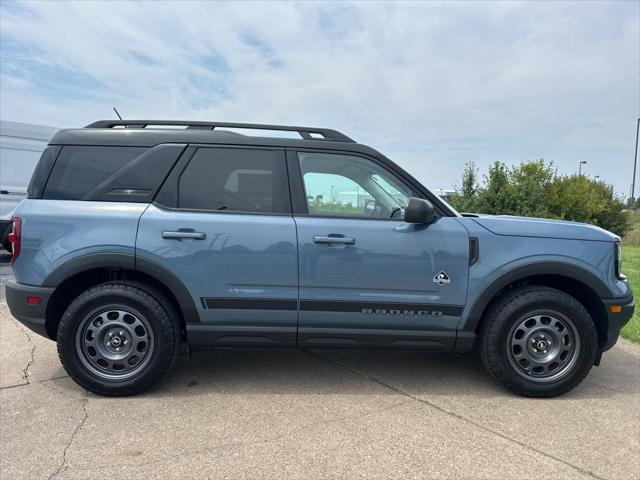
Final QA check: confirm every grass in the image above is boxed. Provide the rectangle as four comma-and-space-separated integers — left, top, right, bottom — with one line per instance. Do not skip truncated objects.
620, 245, 640, 343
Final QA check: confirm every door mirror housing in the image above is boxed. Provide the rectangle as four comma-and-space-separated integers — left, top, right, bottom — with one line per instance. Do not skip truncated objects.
404, 197, 435, 224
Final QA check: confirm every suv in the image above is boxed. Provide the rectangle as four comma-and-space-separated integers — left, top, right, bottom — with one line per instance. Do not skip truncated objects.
5, 120, 634, 397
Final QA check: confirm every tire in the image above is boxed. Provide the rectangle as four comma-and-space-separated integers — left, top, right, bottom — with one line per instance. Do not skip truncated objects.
57, 282, 180, 396
479, 286, 597, 398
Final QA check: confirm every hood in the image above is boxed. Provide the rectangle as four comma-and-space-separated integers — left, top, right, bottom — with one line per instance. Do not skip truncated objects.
471, 215, 619, 242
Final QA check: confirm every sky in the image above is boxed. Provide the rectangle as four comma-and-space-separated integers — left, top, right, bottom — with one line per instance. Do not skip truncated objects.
1, 1, 639, 196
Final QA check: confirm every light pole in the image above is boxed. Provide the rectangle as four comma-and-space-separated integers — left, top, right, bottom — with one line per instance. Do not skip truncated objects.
631, 118, 640, 203
579, 161, 587, 176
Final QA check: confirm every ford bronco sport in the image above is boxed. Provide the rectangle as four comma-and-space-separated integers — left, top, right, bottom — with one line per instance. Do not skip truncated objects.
5, 120, 634, 397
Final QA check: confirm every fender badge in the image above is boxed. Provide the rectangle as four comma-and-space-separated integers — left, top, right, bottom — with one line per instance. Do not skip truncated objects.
433, 271, 450, 286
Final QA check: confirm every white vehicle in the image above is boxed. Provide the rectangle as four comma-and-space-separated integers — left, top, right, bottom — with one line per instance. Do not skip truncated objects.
0, 120, 57, 251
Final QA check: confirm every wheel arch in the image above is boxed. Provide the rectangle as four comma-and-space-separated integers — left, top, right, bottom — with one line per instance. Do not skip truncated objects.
43, 253, 199, 340
464, 262, 610, 350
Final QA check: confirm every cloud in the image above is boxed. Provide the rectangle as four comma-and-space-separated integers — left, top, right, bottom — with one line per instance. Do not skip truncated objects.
1, 1, 638, 194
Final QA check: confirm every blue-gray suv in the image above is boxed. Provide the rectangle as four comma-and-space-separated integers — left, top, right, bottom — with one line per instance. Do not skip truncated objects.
5, 120, 634, 397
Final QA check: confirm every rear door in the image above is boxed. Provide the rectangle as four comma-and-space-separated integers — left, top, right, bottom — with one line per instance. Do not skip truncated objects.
136, 145, 298, 346
288, 149, 469, 349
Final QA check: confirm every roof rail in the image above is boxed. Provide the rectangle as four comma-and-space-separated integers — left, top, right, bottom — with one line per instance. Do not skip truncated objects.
84, 120, 355, 143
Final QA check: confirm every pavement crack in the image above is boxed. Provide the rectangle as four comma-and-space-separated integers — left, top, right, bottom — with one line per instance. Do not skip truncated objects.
303, 348, 606, 480
0, 375, 71, 391
22, 343, 36, 383
14, 322, 36, 384
47, 393, 89, 480
75, 398, 410, 472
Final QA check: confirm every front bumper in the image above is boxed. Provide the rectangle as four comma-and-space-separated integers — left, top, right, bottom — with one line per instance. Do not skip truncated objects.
601, 295, 635, 351
5, 280, 54, 339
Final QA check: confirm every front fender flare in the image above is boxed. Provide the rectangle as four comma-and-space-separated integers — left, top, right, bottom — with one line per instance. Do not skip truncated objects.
461, 261, 611, 332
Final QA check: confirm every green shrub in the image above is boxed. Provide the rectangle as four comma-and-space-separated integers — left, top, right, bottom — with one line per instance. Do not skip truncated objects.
450, 160, 630, 237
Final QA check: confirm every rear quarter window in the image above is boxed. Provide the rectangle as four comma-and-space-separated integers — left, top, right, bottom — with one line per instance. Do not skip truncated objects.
43, 146, 148, 200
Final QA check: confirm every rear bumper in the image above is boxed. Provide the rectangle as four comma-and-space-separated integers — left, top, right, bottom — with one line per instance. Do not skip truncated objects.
5, 280, 54, 339
601, 295, 635, 351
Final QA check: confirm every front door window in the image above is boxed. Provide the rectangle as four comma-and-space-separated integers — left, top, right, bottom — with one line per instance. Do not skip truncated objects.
298, 152, 412, 219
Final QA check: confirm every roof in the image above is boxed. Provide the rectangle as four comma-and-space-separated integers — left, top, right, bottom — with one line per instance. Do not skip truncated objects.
49, 120, 379, 156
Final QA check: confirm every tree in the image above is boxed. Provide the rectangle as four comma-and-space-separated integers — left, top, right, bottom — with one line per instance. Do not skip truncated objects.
450, 159, 630, 236
450, 162, 479, 212
477, 161, 511, 214
549, 175, 629, 235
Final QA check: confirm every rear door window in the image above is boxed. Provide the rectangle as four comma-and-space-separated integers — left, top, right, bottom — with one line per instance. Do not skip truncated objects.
177, 147, 290, 214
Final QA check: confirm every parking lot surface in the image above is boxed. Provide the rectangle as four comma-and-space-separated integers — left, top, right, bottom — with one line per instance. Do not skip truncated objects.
1, 275, 639, 479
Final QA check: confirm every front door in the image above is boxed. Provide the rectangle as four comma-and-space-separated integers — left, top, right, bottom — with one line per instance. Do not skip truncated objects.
289, 150, 469, 349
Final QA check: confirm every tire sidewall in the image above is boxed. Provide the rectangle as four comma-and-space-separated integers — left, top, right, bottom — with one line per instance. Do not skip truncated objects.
58, 284, 175, 395
485, 289, 597, 396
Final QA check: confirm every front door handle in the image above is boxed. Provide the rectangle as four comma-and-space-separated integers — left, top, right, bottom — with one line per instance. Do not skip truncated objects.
162, 230, 206, 240
313, 235, 355, 245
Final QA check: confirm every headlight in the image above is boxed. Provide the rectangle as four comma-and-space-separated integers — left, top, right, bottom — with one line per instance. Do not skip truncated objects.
615, 242, 624, 279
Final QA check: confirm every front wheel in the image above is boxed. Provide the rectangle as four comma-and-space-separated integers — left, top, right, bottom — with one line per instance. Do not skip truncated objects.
480, 286, 597, 397
57, 282, 180, 396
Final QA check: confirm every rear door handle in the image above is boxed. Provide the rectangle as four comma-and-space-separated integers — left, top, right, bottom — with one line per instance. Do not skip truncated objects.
162, 231, 206, 240
313, 235, 355, 245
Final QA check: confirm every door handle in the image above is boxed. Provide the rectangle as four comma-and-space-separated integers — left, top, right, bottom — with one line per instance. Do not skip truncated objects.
162, 231, 206, 240
313, 235, 355, 245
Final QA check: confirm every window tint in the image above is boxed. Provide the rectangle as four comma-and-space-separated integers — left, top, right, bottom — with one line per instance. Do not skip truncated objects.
178, 148, 289, 213
28, 146, 61, 199
43, 146, 147, 200
298, 152, 413, 219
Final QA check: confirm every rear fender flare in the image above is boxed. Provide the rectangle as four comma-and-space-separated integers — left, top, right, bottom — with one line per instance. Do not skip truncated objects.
43, 253, 200, 323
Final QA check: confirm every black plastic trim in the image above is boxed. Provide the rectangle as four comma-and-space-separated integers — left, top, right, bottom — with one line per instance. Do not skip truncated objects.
5, 280, 54, 339
469, 237, 480, 266
186, 324, 296, 346
201, 297, 297, 311
41, 253, 200, 324
134, 257, 200, 323
601, 295, 635, 351
85, 119, 355, 143
300, 300, 464, 316
43, 253, 135, 286
297, 327, 456, 349
462, 261, 613, 331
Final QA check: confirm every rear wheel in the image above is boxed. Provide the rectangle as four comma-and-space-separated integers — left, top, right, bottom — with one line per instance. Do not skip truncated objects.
57, 282, 180, 396
480, 286, 597, 397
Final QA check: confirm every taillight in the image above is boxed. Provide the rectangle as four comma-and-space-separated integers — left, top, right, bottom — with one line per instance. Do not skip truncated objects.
7, 216, 21, 264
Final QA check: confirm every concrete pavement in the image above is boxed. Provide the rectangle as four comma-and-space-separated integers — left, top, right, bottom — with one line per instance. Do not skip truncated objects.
1, 292, 639, 479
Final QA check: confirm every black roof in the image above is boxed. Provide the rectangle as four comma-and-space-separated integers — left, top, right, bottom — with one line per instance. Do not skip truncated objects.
49, 120, 381, 156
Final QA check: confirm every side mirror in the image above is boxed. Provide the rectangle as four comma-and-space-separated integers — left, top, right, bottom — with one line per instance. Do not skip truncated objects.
404, 197, 435, 224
